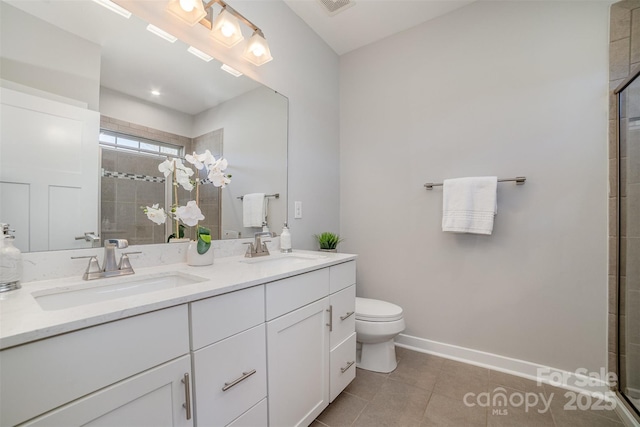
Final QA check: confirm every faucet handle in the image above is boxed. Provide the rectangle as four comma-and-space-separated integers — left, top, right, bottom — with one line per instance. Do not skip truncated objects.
118, 252, 141, 271
71, 255, 102, 280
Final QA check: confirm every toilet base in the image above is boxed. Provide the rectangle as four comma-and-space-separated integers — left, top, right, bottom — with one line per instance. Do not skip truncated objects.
356, 339, 398, 373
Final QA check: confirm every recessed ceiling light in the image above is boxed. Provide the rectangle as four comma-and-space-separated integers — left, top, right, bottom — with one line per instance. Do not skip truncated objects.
91, 0, 132, 18
151, 90, 161, 96
221, 64, 243, 77
146, 24, 177, 43
187, 46, 214, 62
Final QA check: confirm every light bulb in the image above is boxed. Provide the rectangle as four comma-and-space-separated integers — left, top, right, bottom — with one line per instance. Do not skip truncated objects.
251, 45, 265, 57
221, 22, 235, 38
179, 0, 195, 12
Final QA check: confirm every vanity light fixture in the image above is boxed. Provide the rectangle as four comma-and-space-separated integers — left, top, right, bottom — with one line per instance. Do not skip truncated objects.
92, 0, 131, 18
210, 7, 244, 47
166, 0, 273, 66
146, 24, 178, 43
221, 64, 243, 77
166, 0, 207, 26
242, 30, 273, 66
187, 46, 214, 62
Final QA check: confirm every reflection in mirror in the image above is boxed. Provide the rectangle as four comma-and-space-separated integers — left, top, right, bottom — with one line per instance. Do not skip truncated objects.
0, 0, 288, 252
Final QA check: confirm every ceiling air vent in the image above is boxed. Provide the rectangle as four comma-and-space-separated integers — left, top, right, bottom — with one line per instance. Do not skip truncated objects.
316, 0, 355, 16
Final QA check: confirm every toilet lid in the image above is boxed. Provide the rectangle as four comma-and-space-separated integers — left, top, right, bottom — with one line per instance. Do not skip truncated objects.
355, 297, 404, 322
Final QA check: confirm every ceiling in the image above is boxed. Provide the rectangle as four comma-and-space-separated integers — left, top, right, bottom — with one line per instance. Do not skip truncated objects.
283, 0, 475, 55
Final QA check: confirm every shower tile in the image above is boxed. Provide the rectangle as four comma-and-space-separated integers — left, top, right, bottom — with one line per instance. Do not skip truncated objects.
101, 149, 116, 170
610, 158, 619, 197
612, 4, 632, 42
101, 178, 115, 202
610, 275, 618, 315
611, 38, 631, 81
610, 313, 618, 353
610, 120, 618, 160
135, 224, 154, 240
621, 197, 627, 237
610, 237, 618, 273
116, 178, 136, 203
609, 351, 618, 377
626, 238, 640, 283
610, 198, 618, 238
136, 181, 164, 206
621, 119, 628, 158
621, 314, 627, 355
632, 9, 640, 63
421, 392, 486, 427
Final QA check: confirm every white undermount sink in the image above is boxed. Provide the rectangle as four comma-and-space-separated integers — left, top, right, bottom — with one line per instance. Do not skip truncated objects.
33, 272, 207, 311
239, 252, 327, 267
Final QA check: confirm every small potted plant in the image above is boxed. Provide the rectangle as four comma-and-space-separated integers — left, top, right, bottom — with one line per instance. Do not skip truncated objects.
314, 232, 343, 253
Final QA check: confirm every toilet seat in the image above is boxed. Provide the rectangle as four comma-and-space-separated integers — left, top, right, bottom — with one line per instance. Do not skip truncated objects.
355, 297, 403, 322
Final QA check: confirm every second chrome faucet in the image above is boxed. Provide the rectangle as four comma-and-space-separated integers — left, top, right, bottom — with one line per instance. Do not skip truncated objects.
73, 239, 141, 280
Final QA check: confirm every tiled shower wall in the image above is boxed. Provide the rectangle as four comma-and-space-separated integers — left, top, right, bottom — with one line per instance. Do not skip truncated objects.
100, 116, 222, 245
610, 1, 640, 410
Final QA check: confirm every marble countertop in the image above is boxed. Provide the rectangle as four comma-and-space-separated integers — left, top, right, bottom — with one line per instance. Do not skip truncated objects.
0, 250, 356, 350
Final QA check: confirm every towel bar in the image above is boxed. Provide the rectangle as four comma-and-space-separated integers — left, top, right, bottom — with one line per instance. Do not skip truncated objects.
424, 177, 526, 190
237, 193, 280, 200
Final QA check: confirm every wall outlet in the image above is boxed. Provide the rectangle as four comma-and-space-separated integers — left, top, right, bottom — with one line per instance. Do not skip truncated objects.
294, 201, 302, 219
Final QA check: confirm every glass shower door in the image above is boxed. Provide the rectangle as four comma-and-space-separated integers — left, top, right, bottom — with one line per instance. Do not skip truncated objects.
618, 74, 640, 415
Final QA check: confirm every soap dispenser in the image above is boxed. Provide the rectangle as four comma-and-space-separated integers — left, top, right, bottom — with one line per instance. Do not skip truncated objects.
280, 222, 292, 253
0, 223, 23, 292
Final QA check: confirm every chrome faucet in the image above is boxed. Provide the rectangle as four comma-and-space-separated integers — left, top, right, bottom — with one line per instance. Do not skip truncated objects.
244, 232, 272, 258
72, 239, 141, 280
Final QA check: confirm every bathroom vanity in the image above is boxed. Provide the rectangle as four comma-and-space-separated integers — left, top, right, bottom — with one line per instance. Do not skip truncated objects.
0, 251, 356, 427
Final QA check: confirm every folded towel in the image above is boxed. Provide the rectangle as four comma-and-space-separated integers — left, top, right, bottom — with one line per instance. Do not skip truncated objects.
243, 193, 265, 228
442, 176, 498, 235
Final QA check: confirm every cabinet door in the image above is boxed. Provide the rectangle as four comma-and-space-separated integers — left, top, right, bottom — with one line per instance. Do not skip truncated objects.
23, 355, 193, 427
267, 298, 330, 427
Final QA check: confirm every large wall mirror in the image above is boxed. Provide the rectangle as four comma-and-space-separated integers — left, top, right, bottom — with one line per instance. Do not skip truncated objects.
0, 0, 288, 253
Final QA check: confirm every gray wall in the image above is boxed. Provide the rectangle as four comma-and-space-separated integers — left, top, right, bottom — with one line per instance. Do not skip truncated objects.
340, 1, 609, 373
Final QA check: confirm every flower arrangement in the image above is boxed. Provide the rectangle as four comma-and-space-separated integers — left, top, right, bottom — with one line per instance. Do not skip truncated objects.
142, 150, 230, 254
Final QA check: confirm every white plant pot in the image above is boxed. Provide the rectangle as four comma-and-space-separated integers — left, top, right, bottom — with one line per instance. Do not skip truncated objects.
187, 240, 214, 266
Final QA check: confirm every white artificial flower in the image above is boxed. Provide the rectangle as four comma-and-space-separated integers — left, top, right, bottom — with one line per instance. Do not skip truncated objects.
174, 200, 204, 226
208, 170, 231, 188
185, 152, 204, 170
173, 159, 195, 191
158, 159, 174, 177
144, 204, 167, 225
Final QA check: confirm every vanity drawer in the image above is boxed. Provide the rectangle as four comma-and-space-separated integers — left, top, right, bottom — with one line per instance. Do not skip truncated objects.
266, 268, 330, 320
330, 284, 356, 350
191, 285, 265, 350
0, 305, 189, 427
192, 324, 267, 427
329, 261, 356, 294
329, 333, 357, 402
227, 398, 268, 427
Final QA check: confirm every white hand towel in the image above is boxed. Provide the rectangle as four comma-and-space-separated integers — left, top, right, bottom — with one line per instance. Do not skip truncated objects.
442, 176, 498, 235
243, 193, 265, 228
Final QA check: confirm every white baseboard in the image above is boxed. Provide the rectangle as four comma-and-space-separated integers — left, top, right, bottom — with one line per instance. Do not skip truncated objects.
395, 333, 610, 395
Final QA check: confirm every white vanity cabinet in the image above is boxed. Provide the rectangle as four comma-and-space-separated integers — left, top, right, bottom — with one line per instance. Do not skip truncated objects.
266, 261, 356, 427
190, 285, 267, 427
0, 305, 191, 427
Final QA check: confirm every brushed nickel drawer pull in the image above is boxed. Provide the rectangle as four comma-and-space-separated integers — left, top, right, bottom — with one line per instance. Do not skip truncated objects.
340, 360, 355, 373
182, 373, 192, 420
340, 311, 355, 321
326, 305, 333, 331
222, 369, 257, 391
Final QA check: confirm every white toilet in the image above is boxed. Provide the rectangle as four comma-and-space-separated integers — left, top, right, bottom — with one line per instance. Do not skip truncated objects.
355, 297, 405, 373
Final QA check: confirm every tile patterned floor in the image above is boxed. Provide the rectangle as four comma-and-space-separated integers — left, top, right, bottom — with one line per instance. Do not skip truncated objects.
312, 347, 626, 427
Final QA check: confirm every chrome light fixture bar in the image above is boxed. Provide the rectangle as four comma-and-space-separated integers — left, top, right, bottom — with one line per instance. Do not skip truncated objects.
166, 0, 273, 66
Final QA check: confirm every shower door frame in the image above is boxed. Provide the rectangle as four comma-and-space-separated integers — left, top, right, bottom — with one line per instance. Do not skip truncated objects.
615, 66, 640, 419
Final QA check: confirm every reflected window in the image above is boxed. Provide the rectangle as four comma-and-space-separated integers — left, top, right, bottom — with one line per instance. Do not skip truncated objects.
99, 130, 183, 158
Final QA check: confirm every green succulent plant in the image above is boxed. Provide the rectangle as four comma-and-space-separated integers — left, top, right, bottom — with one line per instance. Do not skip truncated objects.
314, 232, 344, 250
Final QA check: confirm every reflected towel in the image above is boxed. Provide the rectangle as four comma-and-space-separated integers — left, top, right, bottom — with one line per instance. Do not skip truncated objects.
442, 177, 497, 235
243, 193, 265, 228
